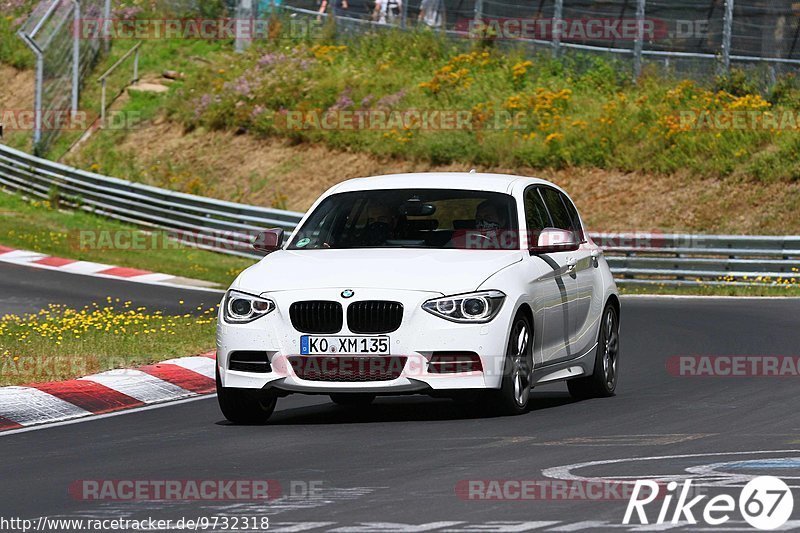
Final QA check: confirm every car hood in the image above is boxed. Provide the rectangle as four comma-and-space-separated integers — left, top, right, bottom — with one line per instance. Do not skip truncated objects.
234, 249, 523, 295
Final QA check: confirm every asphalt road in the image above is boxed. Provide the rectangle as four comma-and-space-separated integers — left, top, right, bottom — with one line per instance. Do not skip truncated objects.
2, 263, 800, 531
0, 262, 220, 315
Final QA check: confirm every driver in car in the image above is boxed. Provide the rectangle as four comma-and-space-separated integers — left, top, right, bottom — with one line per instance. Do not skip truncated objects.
473, 200, 513, 249
363, 202, 399, 246
475, 200, 508, 231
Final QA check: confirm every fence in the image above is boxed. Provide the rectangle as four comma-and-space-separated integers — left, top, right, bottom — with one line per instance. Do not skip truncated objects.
1, 143, 798, 286
17, 0, 111, 154
270, 0, 800, 83
97, 41, 140, 128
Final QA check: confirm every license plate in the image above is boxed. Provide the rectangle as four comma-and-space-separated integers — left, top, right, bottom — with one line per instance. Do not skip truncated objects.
300, 335, 390, 355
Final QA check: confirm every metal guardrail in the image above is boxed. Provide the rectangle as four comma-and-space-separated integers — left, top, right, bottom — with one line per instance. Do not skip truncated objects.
1, 143, 798, 286
0, 144, 303, 259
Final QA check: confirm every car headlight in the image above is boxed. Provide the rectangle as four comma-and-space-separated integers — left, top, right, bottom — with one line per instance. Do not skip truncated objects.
223, 290, 275, 324
422, 291, 506, 323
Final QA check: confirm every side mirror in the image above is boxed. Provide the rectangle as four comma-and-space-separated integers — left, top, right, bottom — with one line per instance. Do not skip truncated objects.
529, 228, 580, 254
253, 228, 284, 254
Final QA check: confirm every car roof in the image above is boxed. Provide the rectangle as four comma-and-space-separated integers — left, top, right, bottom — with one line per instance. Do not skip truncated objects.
330, 172, 554, 195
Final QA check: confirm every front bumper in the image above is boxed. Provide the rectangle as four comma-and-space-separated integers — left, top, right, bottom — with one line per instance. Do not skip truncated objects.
217, 288, 513, 393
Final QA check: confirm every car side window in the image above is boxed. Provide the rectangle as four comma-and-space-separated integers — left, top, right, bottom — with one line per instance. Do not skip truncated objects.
524, 187, 551, 234
559, 192, 585, 241
539, 187, 574, 232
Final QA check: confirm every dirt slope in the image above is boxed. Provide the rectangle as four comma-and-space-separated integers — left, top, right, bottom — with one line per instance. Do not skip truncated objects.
0, 64, 33, 113
94, 120, 800, 235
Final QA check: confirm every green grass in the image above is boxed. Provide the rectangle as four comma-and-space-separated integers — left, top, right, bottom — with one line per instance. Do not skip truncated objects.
0, 190, 255, 286
0, 5, 36, 70
154, 24, 800, 181
0, 300, 217, 386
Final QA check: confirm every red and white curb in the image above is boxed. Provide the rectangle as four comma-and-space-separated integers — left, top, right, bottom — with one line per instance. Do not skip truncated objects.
0, 352, 217, 431
0, 245, 221, 291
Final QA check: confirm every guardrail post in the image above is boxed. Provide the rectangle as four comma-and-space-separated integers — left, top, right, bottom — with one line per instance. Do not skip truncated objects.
235, 0, 253, 53
400, 0, 408, 29
34, 52, 44, 150
18, 32, 44, 150
720, 0, 734, 75
633, 0, 646, 81
72, 1, 81, 117
133, 46, 140, 84
100, 79, 107, 128
473, 0, 483, 22
103, 0, 111, 53
552, 0, 563, 57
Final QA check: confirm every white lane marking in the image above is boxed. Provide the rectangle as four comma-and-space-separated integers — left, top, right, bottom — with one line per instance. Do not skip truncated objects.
161, 356, 216, 379
0, 387, 92, 426
0, 250, 47, 262
328, 522, 465, 532
81, 369, 194, 403
443, 523, 559, 532
0, 394, 216, 437
268, 524, 337, 532
129, 273, 175, 282
542, 450, 800, 489
0, 248, 224, 293
60, 261, 114, 274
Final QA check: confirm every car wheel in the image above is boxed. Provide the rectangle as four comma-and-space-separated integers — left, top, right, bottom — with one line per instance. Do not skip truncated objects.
491, 312, 533, 416
567, 304, 619, 399
216, 366, 277, 424
329, 393, 376, 406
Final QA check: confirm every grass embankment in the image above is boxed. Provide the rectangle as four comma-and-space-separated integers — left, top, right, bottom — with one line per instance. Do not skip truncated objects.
0, 1, 36, 70
161, 27, 800, 180
0, 190, 254, 286
44, 14, 799, 195
0, 300, 217, 386
0, 189, 251, 385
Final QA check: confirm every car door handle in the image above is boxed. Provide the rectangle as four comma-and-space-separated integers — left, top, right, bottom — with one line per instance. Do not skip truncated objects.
566, 257, 577, 272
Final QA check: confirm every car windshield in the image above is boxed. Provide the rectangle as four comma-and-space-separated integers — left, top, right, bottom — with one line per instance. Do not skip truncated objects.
287, 189, 519, 250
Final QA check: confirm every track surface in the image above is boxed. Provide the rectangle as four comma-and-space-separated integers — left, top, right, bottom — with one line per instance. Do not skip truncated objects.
1, 263, 800, 530
0, 262, 219, 315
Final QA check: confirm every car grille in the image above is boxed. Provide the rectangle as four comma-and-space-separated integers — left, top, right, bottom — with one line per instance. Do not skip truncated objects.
288, 356, 407, 381
347, 301, 404, 334
290, 301, 343, 334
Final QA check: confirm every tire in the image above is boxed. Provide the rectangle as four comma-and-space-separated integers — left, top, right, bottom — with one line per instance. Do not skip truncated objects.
216, 367, 277, 424
490, 312, 533, 416
567, 304, 619, 400
329, 393, 376, 406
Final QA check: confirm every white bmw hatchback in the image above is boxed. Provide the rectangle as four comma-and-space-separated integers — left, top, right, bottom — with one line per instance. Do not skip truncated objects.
216, 172, 619, 423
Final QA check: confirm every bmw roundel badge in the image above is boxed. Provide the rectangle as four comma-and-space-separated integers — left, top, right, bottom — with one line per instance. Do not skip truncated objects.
341, 289, 355, 298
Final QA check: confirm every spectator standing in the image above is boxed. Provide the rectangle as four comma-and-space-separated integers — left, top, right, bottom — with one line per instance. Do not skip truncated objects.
374, 0, 402, 25
418, 0, 443, 29
319, 0, 350, 18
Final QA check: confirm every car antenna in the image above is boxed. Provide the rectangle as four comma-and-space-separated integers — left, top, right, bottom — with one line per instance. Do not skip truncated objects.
469, 169, 476, 174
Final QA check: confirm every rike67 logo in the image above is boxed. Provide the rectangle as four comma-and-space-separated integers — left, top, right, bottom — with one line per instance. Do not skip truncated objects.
624, 476, 794, 530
